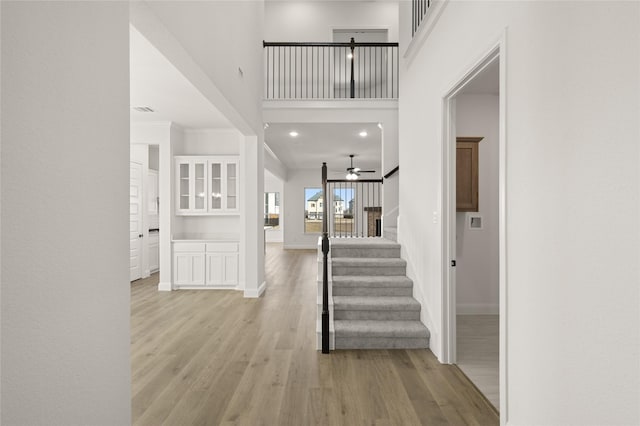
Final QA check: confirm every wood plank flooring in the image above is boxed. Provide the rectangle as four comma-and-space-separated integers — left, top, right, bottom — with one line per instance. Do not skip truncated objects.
132, 244, 499, 425
457, 315, 500, 411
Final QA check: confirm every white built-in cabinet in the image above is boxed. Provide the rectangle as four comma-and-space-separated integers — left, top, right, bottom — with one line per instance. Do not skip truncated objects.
173, 241, 238, 287
175, 156, 239, 215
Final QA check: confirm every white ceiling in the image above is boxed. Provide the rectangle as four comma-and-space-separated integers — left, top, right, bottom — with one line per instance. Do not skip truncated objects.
265, 122, 382, 177
130, 26, 231, 129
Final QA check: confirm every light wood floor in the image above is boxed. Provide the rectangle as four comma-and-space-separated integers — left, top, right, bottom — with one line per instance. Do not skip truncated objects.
457, 315, 500, 411
132, 244, 499, 425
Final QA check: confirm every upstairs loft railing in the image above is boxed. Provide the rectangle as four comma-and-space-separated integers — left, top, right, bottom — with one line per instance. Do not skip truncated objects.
264, 39, 399, 100
413, 0, 432, 37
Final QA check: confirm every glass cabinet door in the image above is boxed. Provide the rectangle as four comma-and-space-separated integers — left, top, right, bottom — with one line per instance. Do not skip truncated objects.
210, 162, 222, 211
194, 162, 206, 211
226, 162, 238, 210
179, 162, 190, 210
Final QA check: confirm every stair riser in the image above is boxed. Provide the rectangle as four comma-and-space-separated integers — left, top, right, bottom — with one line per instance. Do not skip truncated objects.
332, 266, 406, 276
334, 310, 420, 321
335, 337, 428, 350
383, 230, 397, 242
331, 247, 400, 259
333, 287, 413, 297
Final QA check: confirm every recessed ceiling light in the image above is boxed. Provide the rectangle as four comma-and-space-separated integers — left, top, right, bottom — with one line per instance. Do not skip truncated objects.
377, 122, 383, 129
289, 131, 299, 137
359, 131, 368, 137
263, 123, 270, 129
132, 106, 155, 113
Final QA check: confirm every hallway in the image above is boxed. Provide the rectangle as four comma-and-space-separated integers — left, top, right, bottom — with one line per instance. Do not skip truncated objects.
131, 244, 498, 425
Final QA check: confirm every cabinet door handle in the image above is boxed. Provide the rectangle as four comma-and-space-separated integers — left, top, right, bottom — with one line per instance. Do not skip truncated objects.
138, 234, 143, 238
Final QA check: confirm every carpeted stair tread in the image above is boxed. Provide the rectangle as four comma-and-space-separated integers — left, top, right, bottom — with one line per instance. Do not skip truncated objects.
333, 296, 421, 311
325, 237, 430, 350
331, 257, 407, 267
332, 275, 413, 288
335, 336, 428, 349
330, 238, 399, 249
334, 320, 430, 339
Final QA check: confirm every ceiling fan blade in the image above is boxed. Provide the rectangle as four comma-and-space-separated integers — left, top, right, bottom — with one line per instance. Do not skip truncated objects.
358, 170, 376, 173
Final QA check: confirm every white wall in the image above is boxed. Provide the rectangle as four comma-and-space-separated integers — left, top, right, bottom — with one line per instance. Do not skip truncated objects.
131, 1, 264, 136
180, 128, 241, 156
455, 94, 499, 314
265, 1, 399, 42
284, 169, 322, 249
399, 1, 639, 424
265, 170, 284, 243
1, 2, 130, 423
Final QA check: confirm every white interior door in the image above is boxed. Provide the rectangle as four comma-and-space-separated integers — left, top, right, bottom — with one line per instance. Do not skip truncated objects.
130, 162, 143, 281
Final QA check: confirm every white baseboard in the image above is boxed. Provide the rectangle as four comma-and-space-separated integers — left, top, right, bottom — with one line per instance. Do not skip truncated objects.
457, 303, 499, 315
244, 281, 266, 298
283, 244, 317, 250
157, 281, 172, 292
176, 285, 237, 290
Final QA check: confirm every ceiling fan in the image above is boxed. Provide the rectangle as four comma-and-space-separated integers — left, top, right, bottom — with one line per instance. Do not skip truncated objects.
346, 154, 375, 180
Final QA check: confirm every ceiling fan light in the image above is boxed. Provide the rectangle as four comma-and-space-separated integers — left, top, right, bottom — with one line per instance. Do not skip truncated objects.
346, 172, 358, 180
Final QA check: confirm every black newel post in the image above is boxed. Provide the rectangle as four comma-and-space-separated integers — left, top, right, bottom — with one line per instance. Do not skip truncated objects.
349, 37, 355, 99
321, 162, 330, 353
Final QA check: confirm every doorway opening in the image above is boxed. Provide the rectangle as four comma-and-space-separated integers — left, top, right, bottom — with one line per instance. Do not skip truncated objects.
441, 41, 506, 414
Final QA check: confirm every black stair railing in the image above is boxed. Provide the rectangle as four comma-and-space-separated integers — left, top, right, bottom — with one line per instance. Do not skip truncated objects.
321, 163, 330, 354
320, 164, 385, 353
264, 40, 399, 100
412, 0, 432, 37
326, 178, 383, 238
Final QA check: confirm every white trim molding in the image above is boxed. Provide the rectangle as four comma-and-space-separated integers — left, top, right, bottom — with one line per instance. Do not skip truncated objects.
157, 281, 172, 292
244, 281, 266, 298
439, 30, 508, 424
263, 99, 398, 111
403, 0, 450, 67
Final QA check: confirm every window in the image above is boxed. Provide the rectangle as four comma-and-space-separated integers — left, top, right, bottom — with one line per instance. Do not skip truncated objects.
304, 187, 322, 233
333, 187, 354, 235
264, 192, 280, 228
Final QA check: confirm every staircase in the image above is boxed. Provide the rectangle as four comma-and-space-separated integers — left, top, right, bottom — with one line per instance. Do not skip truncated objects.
330, 238, 430, 349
